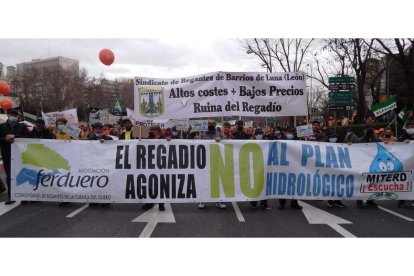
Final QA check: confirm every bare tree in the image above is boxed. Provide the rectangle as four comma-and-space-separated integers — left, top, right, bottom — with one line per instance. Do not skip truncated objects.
313, 39, 376, 123
373, 38, 414, 109
240, 38, 315, 73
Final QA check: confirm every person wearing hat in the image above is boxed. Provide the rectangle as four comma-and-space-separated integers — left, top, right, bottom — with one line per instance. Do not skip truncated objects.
232, 120, 250, 140
397, 120, 414, 208
88, 122, 113, 142
355, 125, 380, 208
0, 108, 31, 205
30, 118, 54, 139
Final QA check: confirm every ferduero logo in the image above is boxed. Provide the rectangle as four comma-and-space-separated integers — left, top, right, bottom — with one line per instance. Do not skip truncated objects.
16, 144, 108, 191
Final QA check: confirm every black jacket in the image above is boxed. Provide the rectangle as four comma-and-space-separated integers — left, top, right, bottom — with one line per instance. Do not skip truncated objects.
88, 133, 113, 140
0, 121, 31, 160
30, 128, 55, 139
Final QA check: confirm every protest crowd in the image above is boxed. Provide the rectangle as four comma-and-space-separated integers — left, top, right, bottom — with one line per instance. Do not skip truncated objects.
2, 106, 414, 211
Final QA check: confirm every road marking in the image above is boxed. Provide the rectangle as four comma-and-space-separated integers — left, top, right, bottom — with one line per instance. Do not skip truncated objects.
378, 206, 414, 222
132, 203, 175, 238
66, 204, 89, 218
328, 223, 356, 238
232, 202, 245, 222
0, 201, 21, 216
299, 201, 356, 238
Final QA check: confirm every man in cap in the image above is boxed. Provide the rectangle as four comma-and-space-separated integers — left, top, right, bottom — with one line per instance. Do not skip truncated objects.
30, 118, 54, 139
232, 120, 250, 139
88, 122, 113, 142
397, 119, 414, 208
0, 108, 31, 205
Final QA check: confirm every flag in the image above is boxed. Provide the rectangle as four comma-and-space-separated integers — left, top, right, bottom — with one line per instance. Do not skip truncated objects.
371, 96, 397, 117
398, 106, 408, 121
112, 100, 122, 115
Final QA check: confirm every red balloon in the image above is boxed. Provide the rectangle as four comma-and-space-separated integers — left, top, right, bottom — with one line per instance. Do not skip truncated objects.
0, 98, 13, 110
0, 81, 10, 96
99, 49, 115, 66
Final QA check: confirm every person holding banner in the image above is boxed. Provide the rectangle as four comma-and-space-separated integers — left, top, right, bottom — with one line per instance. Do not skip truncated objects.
309, 120, 328, 142
54, 118, 71, 140
326, 132, 346, 208
88, 122, 113, 142
118, 118, 134, 140
222, 122, 232, 140
232, 120, 250, 140
278, 128, 303, 210
141, 125, 165, 211
88, 122, 112, 207
397, 120, 414, 208
355, 125, 380, 208
250, 128, 271, 210
198, 119, 226, 210
380, 127, 397, 143
30, 119, 54, 139
0, 108, 31, 205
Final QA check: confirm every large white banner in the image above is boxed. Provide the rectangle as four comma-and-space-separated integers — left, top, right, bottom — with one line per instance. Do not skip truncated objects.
133, 71, 307, 120
11, 139, 414, 203
42, 108, 79, 127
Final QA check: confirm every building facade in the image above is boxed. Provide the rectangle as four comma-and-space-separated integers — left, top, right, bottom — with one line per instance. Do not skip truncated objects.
16, 56, 79, 75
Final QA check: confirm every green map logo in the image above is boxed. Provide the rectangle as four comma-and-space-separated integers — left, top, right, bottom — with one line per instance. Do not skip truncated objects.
16, 144, 70, 188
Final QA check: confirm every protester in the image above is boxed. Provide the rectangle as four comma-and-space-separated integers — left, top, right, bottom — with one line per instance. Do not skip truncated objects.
250, 127, 271, 210
88, 122, 112, 207
232, 120, 251, 139
198, 119, 226, 209
355, 125, 380, 208
278, 128, 303, 210
397, 120, 414, 208
88, 122, 113, 142
30, 118, 54, 139
341, 115, 349, 126
79, 122, 90, 139
326, 132, 346, 208
343, 127, 358, 143
380, 127, 398, 142
222, 121, 232, 139
0, 108, 31, 205
141, 125, 165, 211
118, 118, 134, 140
309, 120, 328, 142
55, 118, 71, 140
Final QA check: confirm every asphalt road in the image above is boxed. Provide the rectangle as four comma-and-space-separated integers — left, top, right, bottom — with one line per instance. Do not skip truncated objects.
1, 192, 414, 237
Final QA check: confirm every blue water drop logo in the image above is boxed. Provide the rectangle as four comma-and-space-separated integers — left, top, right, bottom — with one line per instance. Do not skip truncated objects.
368, 144, 403, 199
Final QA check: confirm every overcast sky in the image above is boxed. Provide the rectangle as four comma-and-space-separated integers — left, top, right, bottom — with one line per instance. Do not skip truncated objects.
0, 39, 263, 80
